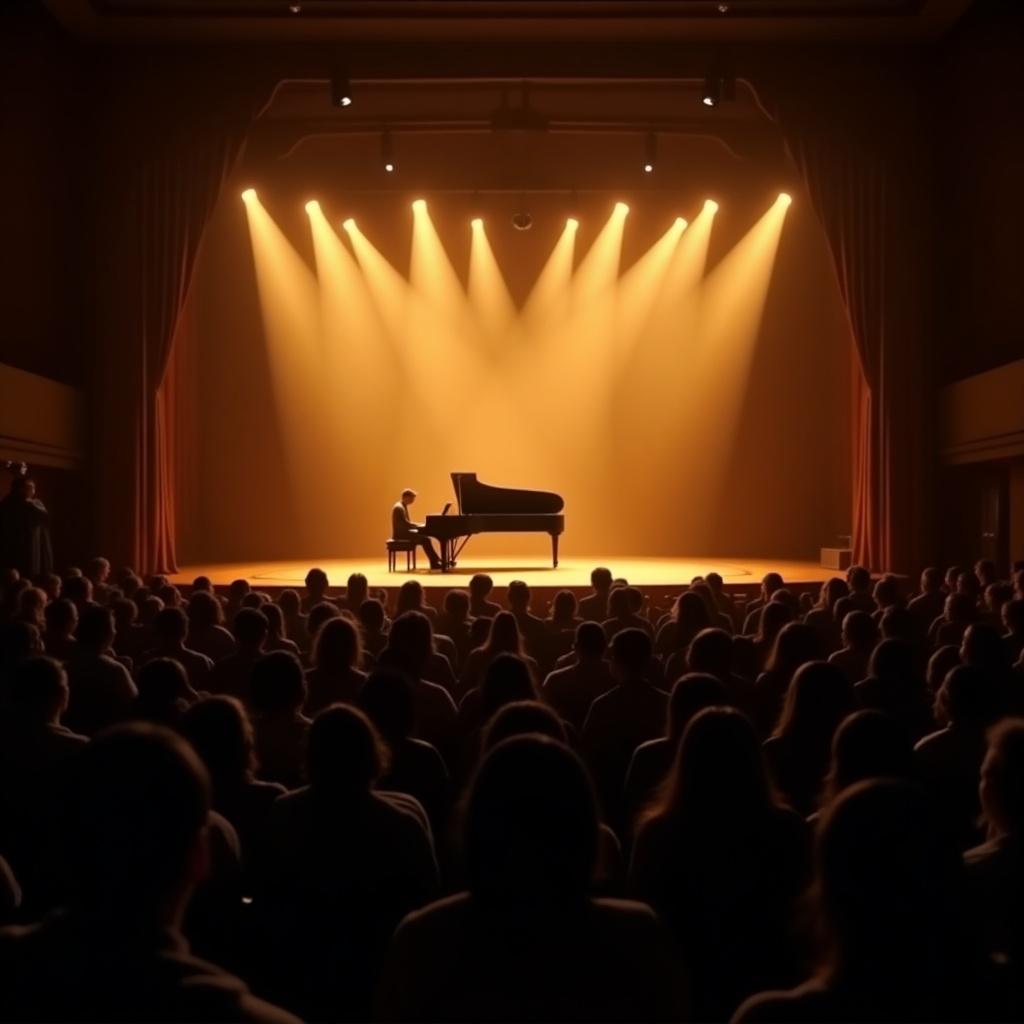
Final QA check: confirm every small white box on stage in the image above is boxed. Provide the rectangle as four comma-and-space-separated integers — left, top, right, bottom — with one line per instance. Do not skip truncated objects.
820, 547, 853, 571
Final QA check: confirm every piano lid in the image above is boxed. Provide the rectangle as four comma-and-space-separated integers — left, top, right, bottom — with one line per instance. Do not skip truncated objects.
451, 472, 564, 516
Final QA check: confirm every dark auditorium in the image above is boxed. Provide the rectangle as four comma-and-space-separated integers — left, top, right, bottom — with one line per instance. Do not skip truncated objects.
2, 0, 1024, 1020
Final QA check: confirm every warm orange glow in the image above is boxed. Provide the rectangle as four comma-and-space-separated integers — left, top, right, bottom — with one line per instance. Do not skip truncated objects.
233, 195, 796, 559
777, 192, 793, 207
241, 188, 256, 203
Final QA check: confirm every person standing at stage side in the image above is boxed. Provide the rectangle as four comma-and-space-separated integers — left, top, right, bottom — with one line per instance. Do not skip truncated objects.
392, 490, 442, 571
0, 467, 53, 580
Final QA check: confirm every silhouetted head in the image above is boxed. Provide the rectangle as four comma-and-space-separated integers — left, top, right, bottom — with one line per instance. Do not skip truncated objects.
574, 620, 605, 660
469, 574, 494, 599
666, 672, 730, 743
551, 589, 578, 623
960, 622, 1008, 674
673, 590, 712, 633
482, 700, 568, 752
658, 707, 772, 826
761, 572, 784, 601
984, 582, 1013, 615
974, 559, 997, 588
483, 611, 524, 657
278, 589, 301, 615
481, 653, 538, 723
507, 580, 531, 612
249, 651, 306, 716
228, 578, 251, 602
936, 664, 1003, 729
980, 719, 1024, 838
464, 735, 598, 907
590, 567, 613, 593
1004, 598, 1024, 635
775, 660, 855, 744
607, 587, 629, 618
927, 645, 961, 695
62, 574, 92, 606
9, 656, 68, 723
187, 590, 224, 630
190, 575, 212, 594
397, 580, 425, 614
358, 597, 386, 633
841, 610, 879, 652
305, 568, 329, 596
346, 573, 369, 606
879, 606, 915, 643
77, 606, 114, 652
306, 601, 341, 641
767, 622, 821, 679
956, 571, 981, 598
313, 616, 362, 673
232, 607, 268, 652
706, 572, 724, 593
757, 598, 795, 644
443, 588, 470, 621
610, 627, 653, 680
814, 779, 964, 984
686, 627, 732, 679
400, 488, 417, 507
873, 575, 902, 610
153, 606, 188, 645
920, 567, 944, 593
135, 658, 192, 726
846, 565, 872, 594
261, 602, 287, 639
385, 610, 435, 672
63, 724, 210, 917
868, 638, 915, 682
181, 695, 257, 791
307, 704, 386, 795
0, 621, 41, 667
822, 710, 914, 805
44, 597, 77, 636
358, 669, 415, 744
15, 586, 46, 627
820, 577, 850, 609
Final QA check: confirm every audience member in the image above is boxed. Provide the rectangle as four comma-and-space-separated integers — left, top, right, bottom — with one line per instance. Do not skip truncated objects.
247, 652, 311, 789
542, 620, 614, 730
63, 606, 136, 736
305, 615, 367, 715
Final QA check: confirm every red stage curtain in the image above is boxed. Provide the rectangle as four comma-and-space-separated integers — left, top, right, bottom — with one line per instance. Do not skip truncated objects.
93, 57, 271, 574
754, 57, 931, 573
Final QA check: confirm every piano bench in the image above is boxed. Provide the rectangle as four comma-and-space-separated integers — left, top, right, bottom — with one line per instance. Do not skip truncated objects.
386, 539, 418, 573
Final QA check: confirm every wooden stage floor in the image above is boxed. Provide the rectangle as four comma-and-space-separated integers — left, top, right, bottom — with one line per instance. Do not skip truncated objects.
170, 555, 830, 596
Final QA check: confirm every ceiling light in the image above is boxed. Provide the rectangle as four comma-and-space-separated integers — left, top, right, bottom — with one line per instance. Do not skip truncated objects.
330, 66, 353, 108
643, 132, 657, 174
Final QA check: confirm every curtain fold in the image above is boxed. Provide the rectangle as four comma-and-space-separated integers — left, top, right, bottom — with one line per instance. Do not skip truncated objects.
94, 56, 272, 574
752, 56, 930, 572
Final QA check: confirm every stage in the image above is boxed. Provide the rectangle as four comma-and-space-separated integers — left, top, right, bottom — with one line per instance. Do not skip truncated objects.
169, 555, 831, 601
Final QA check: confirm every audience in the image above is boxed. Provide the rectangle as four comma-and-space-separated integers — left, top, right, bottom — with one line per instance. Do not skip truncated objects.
2, 551, 1024, 1021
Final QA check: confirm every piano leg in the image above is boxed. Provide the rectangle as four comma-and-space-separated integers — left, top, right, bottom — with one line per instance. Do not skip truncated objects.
551, 533, 559, 569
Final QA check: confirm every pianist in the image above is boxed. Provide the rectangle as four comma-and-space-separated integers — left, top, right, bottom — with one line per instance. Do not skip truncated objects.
392, 488, 443, 570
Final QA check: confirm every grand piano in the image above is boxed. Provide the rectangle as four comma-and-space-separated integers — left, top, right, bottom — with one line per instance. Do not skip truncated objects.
422, 473, 565, 571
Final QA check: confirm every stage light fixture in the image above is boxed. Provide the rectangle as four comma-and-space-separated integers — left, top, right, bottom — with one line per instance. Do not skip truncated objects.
702, 73, 720, 108
702, 54, 735, 109
342, 218, 356, 232
288, 1, 301, 11
643, 132, 657, 174
675, 217, 688, 229
777, 192, 793, 207
304, 200, 321, 215
412, 198, 427, 213
566, 217, 579, 230
512, 211, 533, 231
241, 188, 256, 203
381, 132, 396, 174
471, 217, 484, 230
704, 199, 719, 214
330, 67, 353, 108
615, 202, 630, 216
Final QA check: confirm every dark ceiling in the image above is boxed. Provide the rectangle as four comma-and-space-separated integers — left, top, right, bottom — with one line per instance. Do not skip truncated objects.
42, 0, 975, 41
